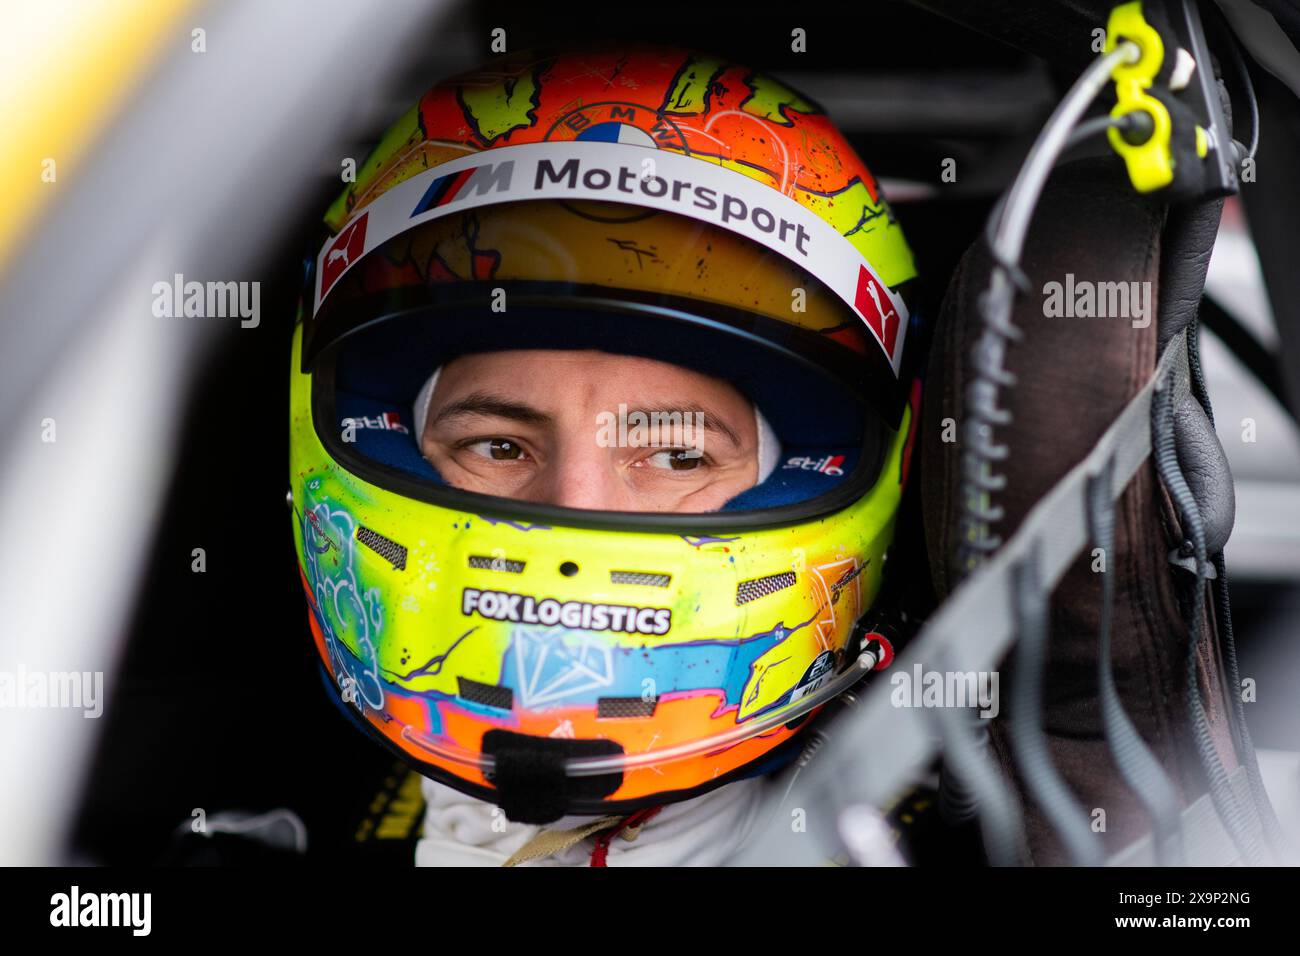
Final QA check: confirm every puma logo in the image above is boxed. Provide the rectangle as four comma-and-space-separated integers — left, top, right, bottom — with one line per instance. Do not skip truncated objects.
862, 278, 897, 324
854, 265, 900, 356
319, 212, 370, 298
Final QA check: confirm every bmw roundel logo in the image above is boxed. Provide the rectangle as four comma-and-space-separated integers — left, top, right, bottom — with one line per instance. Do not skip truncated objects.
544, 102, 689, 153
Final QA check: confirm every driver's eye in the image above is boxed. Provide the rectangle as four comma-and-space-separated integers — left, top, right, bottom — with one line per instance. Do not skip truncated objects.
647, 449, 703, 471
465, 438, 525, 461
488, 439, 523, 460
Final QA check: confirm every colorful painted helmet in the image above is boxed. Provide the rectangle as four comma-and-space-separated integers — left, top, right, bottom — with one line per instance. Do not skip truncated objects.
289, 47, 921, 823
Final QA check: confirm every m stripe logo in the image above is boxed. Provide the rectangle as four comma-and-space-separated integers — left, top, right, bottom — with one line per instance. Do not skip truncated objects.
410, 161, 516, 217
411, 167, 477, 215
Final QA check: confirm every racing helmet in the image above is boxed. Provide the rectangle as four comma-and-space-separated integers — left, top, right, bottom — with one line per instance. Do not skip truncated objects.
289, 47, 921, 823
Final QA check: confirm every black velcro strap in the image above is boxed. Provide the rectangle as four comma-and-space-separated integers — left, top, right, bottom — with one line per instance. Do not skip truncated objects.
482, 730, 624, 824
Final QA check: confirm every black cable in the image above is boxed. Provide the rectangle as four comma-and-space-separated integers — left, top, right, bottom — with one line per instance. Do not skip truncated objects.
1151, 365, 1264, 864
1086, 459, 1185, 865
1215, 1, 1261, 161
1065, 111, 1142, 151
1210, 552, 1291, 857
1185, 313, 1292, 858
1186, 306, 1214, 427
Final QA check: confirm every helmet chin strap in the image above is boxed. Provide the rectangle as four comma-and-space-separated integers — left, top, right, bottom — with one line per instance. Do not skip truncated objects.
412, 364, 782, 482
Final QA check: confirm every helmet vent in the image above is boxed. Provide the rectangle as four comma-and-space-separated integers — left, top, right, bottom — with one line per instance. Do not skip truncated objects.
609, 570, 672, 588
457, 677, 514, 711
597, 697, 658, 719
468, 555, 526, 573
735, 571, 797, 606
355, 526, 407, 570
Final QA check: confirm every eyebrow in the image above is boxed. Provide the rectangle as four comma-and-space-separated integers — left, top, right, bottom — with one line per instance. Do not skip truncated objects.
427, 393, 745, 448
428, 392, 552, 429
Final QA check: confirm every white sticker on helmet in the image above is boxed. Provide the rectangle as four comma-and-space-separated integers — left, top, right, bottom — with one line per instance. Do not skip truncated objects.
756, 404, 780, 483
412, 365, 442, 443
313, 141, 909, 374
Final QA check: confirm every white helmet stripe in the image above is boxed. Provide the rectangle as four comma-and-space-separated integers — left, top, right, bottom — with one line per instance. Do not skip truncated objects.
313, 140, 910, 374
